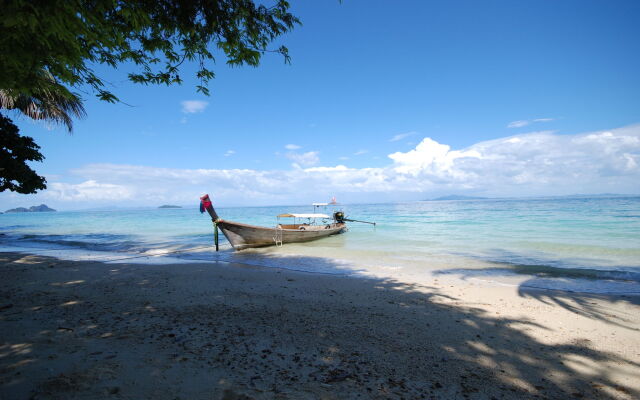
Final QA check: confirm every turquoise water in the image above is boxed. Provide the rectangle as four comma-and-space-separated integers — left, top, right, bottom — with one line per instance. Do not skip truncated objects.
1, 197, 639, 294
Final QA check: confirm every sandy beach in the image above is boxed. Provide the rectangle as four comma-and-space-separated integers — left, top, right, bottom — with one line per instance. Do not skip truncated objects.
1, 251, 639, 399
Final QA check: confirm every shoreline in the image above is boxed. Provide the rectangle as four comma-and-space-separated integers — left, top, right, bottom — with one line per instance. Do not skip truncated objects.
1, 251, 640, 399
3, 244, 640, 298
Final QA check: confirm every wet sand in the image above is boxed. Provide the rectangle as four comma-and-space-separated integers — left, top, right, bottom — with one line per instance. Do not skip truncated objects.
1, 251, 639, 399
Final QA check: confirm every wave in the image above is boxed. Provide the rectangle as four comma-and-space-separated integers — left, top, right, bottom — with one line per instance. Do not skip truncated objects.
437, 263, 640, 283
509, 263, 640, 282
13, 233, 143, 252
2, 228, 638, 295
1, 232, 198, 257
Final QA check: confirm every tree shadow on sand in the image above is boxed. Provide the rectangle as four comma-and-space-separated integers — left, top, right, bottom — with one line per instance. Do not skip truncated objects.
1, 252, 639, 399
434, 258, 640, 333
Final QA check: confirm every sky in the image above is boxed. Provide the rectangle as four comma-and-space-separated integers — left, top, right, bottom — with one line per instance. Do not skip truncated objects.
2, 0, 640, 209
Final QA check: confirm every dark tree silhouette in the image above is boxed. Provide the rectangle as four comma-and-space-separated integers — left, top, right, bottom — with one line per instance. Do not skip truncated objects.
0, 113, 46, 194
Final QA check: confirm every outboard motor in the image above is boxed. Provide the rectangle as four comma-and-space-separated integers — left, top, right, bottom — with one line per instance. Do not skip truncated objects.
332, 211, 376, 226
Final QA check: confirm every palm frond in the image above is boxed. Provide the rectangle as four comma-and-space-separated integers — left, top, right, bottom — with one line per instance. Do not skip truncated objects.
0, 70, 85, 132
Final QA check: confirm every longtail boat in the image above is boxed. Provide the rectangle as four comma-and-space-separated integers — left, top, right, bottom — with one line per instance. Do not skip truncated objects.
199, 194, 348, 250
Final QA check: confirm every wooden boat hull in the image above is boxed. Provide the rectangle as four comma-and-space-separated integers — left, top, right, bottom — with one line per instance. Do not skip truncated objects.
217, 219, 346, 250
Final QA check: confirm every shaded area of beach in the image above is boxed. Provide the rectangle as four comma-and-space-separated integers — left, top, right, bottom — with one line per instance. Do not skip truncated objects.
1, 252, 639, 399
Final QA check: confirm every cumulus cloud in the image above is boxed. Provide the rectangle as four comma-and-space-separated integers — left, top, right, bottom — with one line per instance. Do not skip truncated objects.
286, 151, 319, 167
387, 126, 639, 194
7, 124, 638, 208
390, 131, 417, 142
507, 118, 555, 128
388, 138, 482, 183
181, 100, 209, 114
44, 180, 133, 202
285, 144, 301, 150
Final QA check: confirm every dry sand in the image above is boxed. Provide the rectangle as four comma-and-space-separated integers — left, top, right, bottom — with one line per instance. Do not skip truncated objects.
1, 251, 639, 399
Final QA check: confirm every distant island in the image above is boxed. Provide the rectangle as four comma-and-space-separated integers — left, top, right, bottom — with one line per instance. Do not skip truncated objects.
5, 204, 56, 213
158, 205, 182, 209
426, 195, 488, 201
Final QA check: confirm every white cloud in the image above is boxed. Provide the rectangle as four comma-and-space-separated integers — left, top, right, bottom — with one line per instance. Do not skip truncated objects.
354, 149, 368, 156
507, 120, 530, 128
386, 125, 639, 195
224, 150, 235, 157
388, 138, 481, 177
285, 144, 301, 150
508, 118, 555, 128
285, 151, 319, 167
390, 131, 417, 142
181, 100, 209, 114
44, 180, 133, 202
303, 165, 349, 172
6, 124, 638, 208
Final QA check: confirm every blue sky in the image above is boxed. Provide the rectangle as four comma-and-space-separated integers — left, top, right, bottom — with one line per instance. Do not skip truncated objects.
2, 0, 640, 209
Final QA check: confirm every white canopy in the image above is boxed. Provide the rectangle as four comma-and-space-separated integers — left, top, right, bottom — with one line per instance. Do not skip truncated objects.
312, 202, 329, 206
277, 213, 330, 219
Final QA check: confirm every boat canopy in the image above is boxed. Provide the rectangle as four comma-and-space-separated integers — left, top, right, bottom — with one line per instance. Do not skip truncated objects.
277, 213, 330, 219
312, 202, 329, 206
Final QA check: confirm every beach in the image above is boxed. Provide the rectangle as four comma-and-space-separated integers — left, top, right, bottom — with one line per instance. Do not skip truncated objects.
1, 251, 639, 399
2, 0, 639, 398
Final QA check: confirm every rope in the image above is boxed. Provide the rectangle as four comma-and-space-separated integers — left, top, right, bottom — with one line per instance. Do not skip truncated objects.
273, 225, 283, 247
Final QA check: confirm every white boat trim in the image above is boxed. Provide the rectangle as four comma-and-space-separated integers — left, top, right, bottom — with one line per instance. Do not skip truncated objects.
276, 213, 330, 218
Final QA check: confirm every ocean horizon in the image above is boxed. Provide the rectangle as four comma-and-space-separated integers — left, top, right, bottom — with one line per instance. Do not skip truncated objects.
6, 192, 639, 212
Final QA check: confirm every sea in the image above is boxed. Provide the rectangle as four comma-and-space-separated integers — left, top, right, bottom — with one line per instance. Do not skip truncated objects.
1, 196, 639, 295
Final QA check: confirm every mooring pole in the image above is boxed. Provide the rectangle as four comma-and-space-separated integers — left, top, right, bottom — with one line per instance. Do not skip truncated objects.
200, 194, 220, 251
214, 221, 219, 251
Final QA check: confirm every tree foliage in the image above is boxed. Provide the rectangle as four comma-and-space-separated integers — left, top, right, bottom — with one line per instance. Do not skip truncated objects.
0, 1, 299, 194
0, 114, 47, 194
0, 0, 300, 102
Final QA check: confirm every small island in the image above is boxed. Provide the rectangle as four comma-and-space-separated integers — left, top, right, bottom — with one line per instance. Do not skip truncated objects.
5, 204, 56, 213
158, 205, 182, 209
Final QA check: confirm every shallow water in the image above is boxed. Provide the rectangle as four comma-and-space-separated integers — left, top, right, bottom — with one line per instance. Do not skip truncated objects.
1, 197, 639, 294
